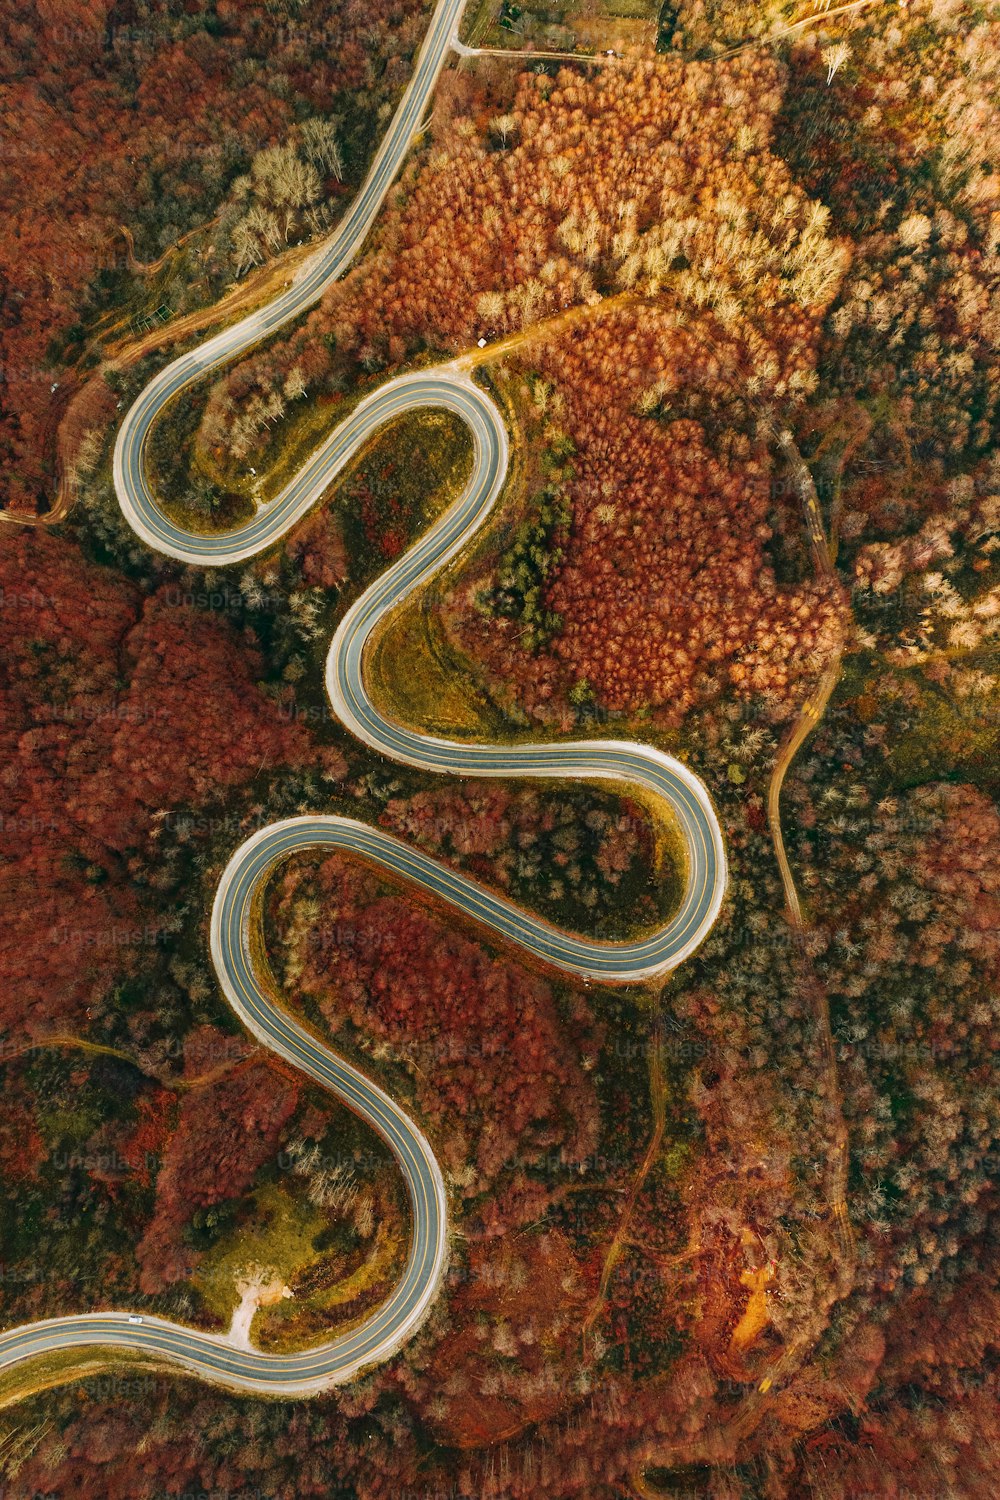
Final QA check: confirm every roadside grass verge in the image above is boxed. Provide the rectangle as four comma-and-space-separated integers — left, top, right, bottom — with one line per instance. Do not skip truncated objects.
0, 1346, 160, 1413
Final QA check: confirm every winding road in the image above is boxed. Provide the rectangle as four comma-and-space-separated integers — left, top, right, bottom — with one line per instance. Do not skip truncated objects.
0, 0, 726, 1398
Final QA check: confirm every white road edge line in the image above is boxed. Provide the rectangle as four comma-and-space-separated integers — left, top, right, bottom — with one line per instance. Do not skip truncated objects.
0, 0, 726, 1398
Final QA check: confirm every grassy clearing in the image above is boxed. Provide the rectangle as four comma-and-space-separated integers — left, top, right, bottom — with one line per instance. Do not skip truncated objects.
193, 1155, 408, 1355
193, 1179, 329, 1330
367, 592, 511, 739
458, 0, 655, 52
254, 1210, 406, 1353
460, 0, 502, 45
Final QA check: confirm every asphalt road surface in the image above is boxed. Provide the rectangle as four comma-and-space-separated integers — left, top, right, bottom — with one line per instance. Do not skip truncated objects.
0, 0, 726, 1397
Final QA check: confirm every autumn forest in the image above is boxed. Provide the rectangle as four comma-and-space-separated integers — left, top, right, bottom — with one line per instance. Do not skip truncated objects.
2, 0, 1000, 1495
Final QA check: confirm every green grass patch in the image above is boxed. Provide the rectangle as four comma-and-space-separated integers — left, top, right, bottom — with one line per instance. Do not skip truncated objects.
193, 1179, 328, 1328
603, 0, 657, 18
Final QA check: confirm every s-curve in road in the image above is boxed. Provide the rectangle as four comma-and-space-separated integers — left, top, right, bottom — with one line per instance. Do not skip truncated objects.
113, 0, 467, 558
0, 5, 726, 1403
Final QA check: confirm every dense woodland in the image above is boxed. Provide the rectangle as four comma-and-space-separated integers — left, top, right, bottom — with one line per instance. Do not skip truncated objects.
199, 47, 852, 720
2, 0, 1000, 1495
